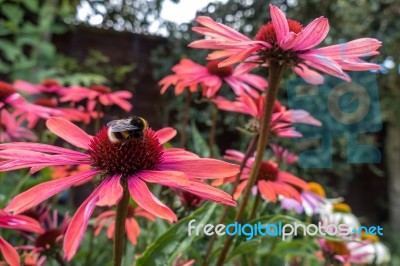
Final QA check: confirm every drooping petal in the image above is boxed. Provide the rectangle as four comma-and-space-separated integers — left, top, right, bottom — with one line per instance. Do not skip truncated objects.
96, 175, 123, 207
5, 170, 99, 214
311, 38, 382, 59
258, 180, 277, 203
0, 237, 20, 266
125, 218, 140, 245
270, 4, 289, 44
0, 213, 44, 234
63, 176, 120, 260
128, 177, 177, 222
182, 180, 236, 206
299, 53, 345, 77
293, 64, 324, 85
138, 170, 189, 188
155, 128, 177, 144
158, 158, 239, 179
46, 117, 93, 149
63, 189, 100, 260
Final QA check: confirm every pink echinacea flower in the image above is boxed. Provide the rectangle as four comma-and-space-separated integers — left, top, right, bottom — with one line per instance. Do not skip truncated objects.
159, 58, 267, 98
0, 117, 238, 260
189, 4, 381, 84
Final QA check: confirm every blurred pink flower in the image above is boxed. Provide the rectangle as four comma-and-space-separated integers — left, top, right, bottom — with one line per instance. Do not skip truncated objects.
60, 85, 133, 112
0, 82, 61, 126
213, 150, 307, 202
25, 98, 91, 127
0, 210, 44, 266
94, 206, 155, 245
18, 206, 70, 265
270, 144, 298, 164
213, 92, 321, 138
13, 79, 64, 96
189, 4, 381, 84
0, 117, 237, 260
159, 58, 267, 98
0, 110, 37, 142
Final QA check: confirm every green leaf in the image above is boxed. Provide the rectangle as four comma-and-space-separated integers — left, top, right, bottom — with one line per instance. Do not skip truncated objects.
191, 121, 209, 157
23, 0, 39, 12
0, 40, 21, 61
135, 202, 217, 266
1, 4, 23, 25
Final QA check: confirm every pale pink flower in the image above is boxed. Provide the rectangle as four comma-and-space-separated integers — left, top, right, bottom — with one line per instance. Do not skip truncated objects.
189, 4, 381, 84
159, 58, 267, 98
94, 206, 155, 245
280, 182, 330, 216
60, 85, 133, 112
213, 91, 321, 138
0, 210, 44, 266
0, 110, 37, 142
0, 117, 238, 260
317, 239, 372, 265
213, 149, 307, 202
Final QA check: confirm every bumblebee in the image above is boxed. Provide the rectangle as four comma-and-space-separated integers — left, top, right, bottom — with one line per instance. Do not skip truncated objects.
107, 116, 148, 143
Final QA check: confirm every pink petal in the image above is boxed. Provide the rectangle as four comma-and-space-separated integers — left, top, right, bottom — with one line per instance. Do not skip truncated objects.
155, 127, 177, 144
219, 47, 260, 67
5, 170, 99, 214
278, 171, 308, 190
258, 180, 277, 202
126, 218, 140, 245
293, 64, 324, 85
96, 175, 123, 207
127, 177, 177, 222
270, 4, 289, 44
0, 142, 89, 158
0, 237, 20, 266
158, 158, 239, 179
311, 38, 382, 59
293, 17, 329, 51
63, 188, 101, 260
46, 117, 93, 149
0, 214, 44, 234
299, 53, 344, 77
182, 180, 236, 206
138, 170, 189, 188
195, 16, 250, 41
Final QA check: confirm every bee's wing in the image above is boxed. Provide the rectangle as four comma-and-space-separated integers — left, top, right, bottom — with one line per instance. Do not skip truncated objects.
107, 120, 139, 132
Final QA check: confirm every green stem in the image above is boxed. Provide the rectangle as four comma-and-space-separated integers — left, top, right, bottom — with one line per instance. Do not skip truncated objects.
202, 135, 258, 266
208, 103, 218, 158
54, 252, 67, 266
215, 62, 285, 266
113, 188, 130, 266
180, 91, 191, 148
249, 190, 261, 221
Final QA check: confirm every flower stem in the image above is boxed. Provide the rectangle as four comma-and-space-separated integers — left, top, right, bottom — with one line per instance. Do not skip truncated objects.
202, 135, 258, 266
249, 190, 261, 221
180, 91, 191, 148
215, 62, 285, 266
55, 252, 67, 266
113, 187, 130, 266
209, 103, 218, 158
